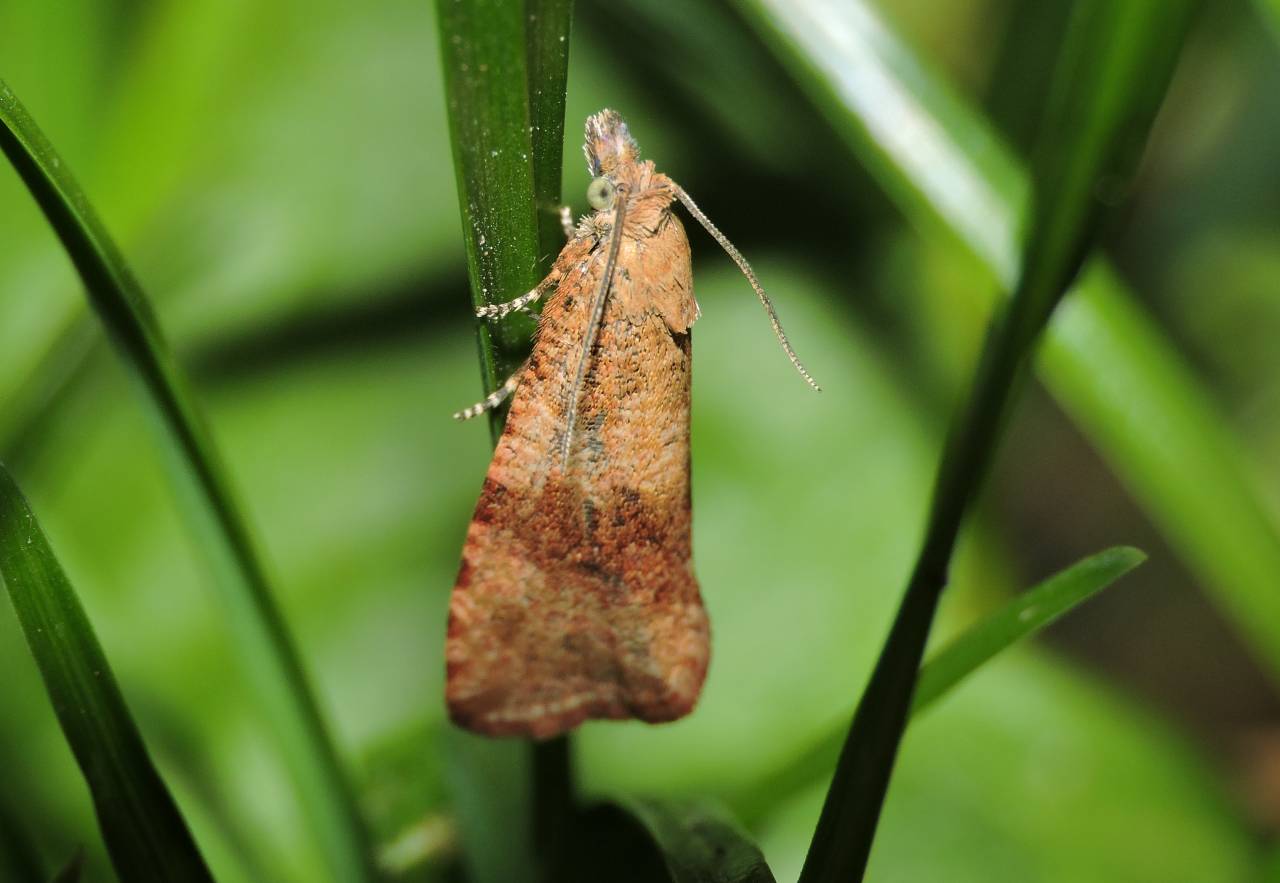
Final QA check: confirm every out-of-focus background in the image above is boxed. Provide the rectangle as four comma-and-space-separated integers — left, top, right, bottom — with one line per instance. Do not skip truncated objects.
1, 0, 1278, 880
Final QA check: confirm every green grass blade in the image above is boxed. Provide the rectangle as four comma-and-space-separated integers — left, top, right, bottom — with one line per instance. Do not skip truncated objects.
438, 0, 553, 402
436, 3, 574, 881
734, 0, 1280, 684
527, 0, 575, 257
0, 81, 376, 880
0, 464, 213, 883
733, 546, 1149, 825
1041, 266, 1280, 673
795, 4, 1196, 880
733, 0, 1026, 283
911, 546, 1145, 714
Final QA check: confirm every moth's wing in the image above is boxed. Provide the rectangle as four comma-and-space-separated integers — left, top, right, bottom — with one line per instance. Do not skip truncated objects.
446, 217, 707, 739
649, 215, 699, 333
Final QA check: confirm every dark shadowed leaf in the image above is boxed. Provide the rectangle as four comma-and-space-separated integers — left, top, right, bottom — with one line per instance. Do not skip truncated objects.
582, 798, 775, 883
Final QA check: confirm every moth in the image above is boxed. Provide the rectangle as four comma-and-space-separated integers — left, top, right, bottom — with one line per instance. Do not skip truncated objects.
447, 109, 817, 739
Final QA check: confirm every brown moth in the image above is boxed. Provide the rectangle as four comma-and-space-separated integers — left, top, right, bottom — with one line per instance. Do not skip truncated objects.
447, 109, 818, 739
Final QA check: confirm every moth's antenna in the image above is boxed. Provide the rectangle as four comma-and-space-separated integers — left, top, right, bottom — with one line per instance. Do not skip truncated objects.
674, 185, 821, 392
561, 184, 629, 468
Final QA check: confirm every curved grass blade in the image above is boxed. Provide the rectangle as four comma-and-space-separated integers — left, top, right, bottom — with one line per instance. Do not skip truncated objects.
911, 546, 1145, 715
794, 5, 1197, 877
436, 3, 575, 881
0, 464, 213, 883
0, 81, 376, 880
583, 798, 775, 883
437, 0, 560, 410
732, 546, 1145, 824
732, 0, 1280, 686
527, 0, 576, 259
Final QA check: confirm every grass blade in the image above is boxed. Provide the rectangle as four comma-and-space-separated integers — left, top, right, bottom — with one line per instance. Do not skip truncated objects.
436, 2, 574, 881
438, 0, 550, 402
733, 546, 1149, 825
911, 546, 1145, 714
0, 80, 375, 880
1041, 262, 1280, 678
733, 0, 1280, 684
0, 464, 213, 882
527, 0, 575, 258
796, 4, 1197, 879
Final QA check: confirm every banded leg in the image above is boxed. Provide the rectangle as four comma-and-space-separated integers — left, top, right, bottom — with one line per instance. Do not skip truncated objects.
453, 365, 525, 421
560, 205, 575, 239
475, 275, 556, 320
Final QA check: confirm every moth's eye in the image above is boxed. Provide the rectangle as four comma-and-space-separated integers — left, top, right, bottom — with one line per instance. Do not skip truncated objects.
587, 176, 616, 210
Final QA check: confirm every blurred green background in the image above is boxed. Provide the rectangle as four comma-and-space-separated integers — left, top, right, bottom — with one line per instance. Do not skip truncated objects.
1, 0, 1278, 880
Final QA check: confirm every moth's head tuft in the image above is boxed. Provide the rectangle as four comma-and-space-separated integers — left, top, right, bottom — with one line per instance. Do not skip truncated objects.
583, 109, 639, 177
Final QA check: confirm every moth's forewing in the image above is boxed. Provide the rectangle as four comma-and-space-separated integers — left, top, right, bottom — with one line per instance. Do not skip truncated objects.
446, 138, 706, 738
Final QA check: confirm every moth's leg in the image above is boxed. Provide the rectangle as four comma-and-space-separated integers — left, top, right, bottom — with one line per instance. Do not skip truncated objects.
559, 205, 575, 239
453, 363, 526, 421
476, 274, 556, 320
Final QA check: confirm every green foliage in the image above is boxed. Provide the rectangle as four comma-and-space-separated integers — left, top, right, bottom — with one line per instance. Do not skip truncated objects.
912, 546, 1145, 714
733, 0, 1280, 688
435, 4, 574, 881
734, 545, 1147, 829
596, 798, 776, 883
0, 0, 1275, 880
797, 4, 1197, 878
0, 76, 375, 881
0, 464, 212, 882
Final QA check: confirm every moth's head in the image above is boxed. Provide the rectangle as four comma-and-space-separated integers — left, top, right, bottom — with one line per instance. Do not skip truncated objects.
583, 108, 639, 179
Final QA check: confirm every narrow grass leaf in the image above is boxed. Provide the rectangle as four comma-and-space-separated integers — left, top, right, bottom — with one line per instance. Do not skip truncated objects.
796, 6, 1196, 878
442, 728, 535, 883
526, 0, 576, 257
438, 0, 552, 400
0, 464, 213, 883
731, 546, 1145, 826
911, 546, 1145, 714
0, 81, 376, 880
732, 0, 1280, 686
435, 3, 574, 881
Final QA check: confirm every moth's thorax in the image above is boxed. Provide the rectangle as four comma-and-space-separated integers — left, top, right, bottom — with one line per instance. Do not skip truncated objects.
580, 164, 676, 240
